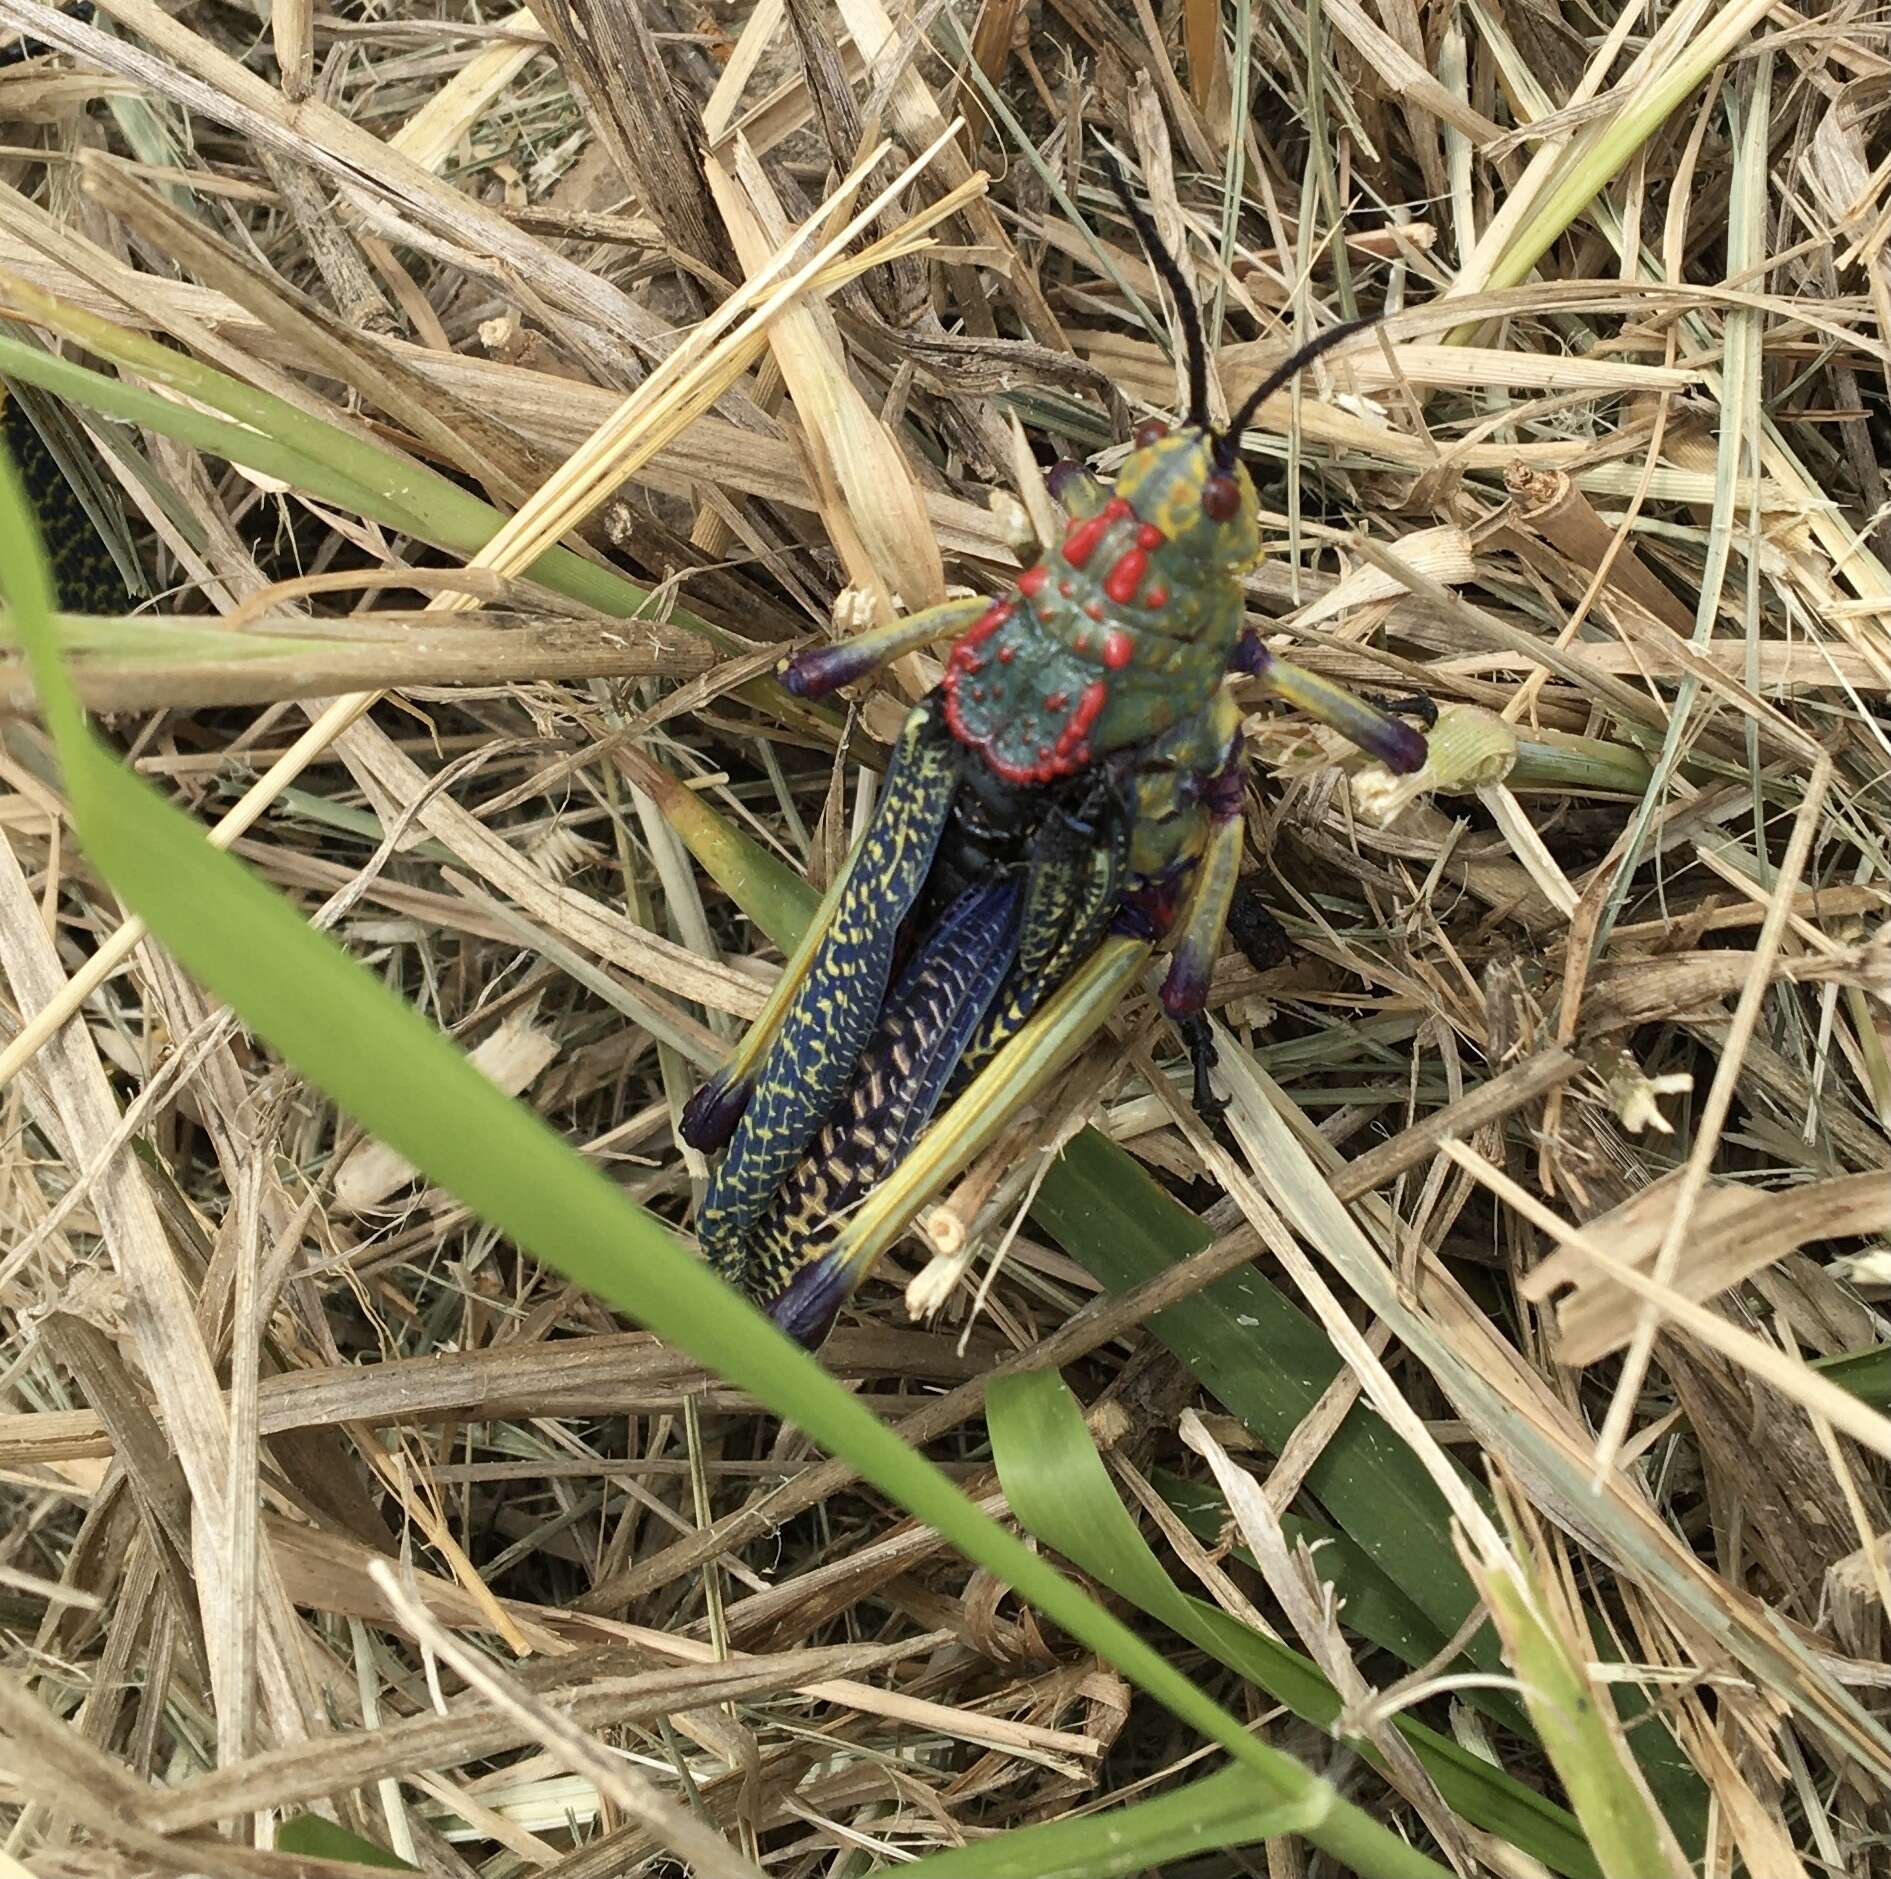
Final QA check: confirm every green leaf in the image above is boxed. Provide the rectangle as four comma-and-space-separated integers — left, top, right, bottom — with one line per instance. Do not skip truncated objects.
1818, 1342, 1891, 1408
0, 320, 733, 644
1152, 1468, 1525, 1735
1471, 1501, 1692, 1879
615, 745, 817, 953
989, 1368, 1602, 1879
274, 1816, 415, 1871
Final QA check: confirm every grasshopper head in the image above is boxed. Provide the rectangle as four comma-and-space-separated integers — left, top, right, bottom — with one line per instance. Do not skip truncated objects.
1099, 155, 1374, 598
1112, 421, 1262, 574
1110, 307, 1377, 587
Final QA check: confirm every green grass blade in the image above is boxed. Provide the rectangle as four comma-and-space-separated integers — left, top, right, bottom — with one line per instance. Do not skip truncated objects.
1033, 1131, 1490, 1653
1041, 1117, 1707, 1848
1819, 1343, 1891, 1408
989, 1368, 1602, 1879
1471, 1492, 1691, 1879
1153, 1468, 1527, 1736
903, 1765, 1318, 1877
615, 747, 816, 953
0, 324, 731, 645
275, 1817, 416, 1871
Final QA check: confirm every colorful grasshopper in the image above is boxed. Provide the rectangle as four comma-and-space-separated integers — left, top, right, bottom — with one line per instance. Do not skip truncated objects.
683, 175, 1428, 1347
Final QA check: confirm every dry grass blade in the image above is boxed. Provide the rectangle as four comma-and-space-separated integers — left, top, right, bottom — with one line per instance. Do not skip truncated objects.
367, 1561, 770, 1878
3, 1, 1889, 1874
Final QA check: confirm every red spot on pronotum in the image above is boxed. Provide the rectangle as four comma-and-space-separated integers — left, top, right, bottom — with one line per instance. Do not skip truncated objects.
943, 601, 1016, 744
952, 599, 1012, 654
1102, 629, 1134, 670
1136, 523, 1164, 551
1084, 601, 1104, 621
1018, 565, 1048, 597
1062, 497, 1130, 569
1059, 578, 1074, 598
947, 601, 1010, 672
950, 663, 1112, 785
1044, 690, 1068, 711
1055, 680, 1108, 760
1073, 631, 1090, 651
997, 644, 1015, 664
1104, 550, 1147, 605
1145, 584, 1169, 609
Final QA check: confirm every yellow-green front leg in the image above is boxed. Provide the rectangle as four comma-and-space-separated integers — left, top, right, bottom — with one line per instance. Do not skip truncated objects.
783, 594, 990, 700
1046, 459, 1109, 519
1158, 807, 1245, 1119
1231, 631, 1428, 775
766, 934, 1153, 1341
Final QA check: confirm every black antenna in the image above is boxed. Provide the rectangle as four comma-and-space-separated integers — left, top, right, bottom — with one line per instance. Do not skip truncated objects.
1214, 316, 1375, 468
1100, 150, 1209, 431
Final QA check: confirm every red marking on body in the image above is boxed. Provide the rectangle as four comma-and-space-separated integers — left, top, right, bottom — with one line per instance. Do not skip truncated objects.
1018, 565, 1047, 598
1136, 523, 1164, 551
1145, 583, 1169, 609
945, 599, 1009, 677
1084, 600, 1104, 621
942, 600, 1014, 734
1073, 630, 1090, 651
1104, 549, 1148, 606
997, 644, 1015, 664
1053, 680, 1109, 761
1058, 578, 1074, 598
1062, 497, 1130, 569
1102, 629, 1134, 670
944, 647, 1113, 786
950, 599, 1012, 662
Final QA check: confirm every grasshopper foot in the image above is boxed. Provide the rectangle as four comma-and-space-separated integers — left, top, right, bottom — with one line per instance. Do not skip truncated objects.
1176, 1011, 1229, 1122
781, 645, 861, 699
1364, 690, 1439, 729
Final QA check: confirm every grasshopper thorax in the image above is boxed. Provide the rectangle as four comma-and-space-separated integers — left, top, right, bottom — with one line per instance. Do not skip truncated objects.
938, 422, 1252, 785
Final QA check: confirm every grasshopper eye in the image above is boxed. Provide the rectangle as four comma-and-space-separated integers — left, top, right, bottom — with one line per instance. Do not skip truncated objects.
1132, 417, 1169, 449
1201, 472, 1241, 522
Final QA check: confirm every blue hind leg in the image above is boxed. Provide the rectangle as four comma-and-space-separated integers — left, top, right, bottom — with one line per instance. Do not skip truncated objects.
689, 698, 963, 1285
749, 879, 1026, 1346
